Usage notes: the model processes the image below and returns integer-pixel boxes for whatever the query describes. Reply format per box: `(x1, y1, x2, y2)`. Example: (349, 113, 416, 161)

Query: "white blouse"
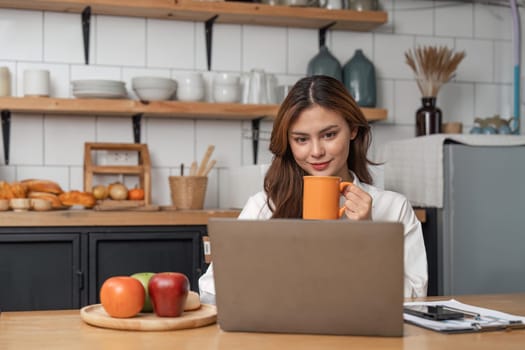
(199, 176, 428, 304)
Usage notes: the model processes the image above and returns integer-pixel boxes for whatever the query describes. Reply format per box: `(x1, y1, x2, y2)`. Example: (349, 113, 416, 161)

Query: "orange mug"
(302, 176, 352, 220)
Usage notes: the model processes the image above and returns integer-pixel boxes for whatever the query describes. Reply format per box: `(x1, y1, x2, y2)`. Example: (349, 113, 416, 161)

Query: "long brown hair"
(264, 75, 374, 218)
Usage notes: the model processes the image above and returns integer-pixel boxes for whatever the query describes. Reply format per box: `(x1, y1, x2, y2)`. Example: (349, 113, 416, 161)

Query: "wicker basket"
(168, 176, 208, 209)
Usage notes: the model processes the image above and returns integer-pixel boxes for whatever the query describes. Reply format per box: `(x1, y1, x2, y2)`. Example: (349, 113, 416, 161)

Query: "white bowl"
(213, 84, 240, 103)
(132, 77, 177, 89)
(176, 72, 204, 87)
(31, 198, 52, 211)
(214, 73, 239, 86)
(10, 198, 31, 212)
(134, 86, 176, 101)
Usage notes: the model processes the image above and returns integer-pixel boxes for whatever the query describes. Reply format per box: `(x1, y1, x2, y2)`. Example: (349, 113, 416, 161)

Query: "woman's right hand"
(342, 184, 372, 221)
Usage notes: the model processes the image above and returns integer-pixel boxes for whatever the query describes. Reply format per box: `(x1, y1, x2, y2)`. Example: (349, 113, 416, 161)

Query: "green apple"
(131, 272, 155, 312)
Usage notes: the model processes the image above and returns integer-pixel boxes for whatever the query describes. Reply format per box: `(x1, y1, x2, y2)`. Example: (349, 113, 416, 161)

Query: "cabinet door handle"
(76, 270, 84, 290)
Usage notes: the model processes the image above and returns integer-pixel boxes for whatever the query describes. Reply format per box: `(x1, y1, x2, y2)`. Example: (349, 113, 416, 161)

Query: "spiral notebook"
(207, 218, 405, 336)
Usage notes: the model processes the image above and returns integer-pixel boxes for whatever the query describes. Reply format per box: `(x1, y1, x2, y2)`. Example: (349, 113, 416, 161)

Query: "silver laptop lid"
(208, 218, 404, 336)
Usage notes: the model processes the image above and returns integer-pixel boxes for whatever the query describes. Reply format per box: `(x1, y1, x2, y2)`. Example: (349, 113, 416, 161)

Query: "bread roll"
(59, 191, 96, 208)
(10, 182, 29, 198)
(28, 191, 63, 209)
(184, 291, 201, 311)
(22, 179, 64, 195)
(0, 181, 14, 199)
(0, 181, 29, 199)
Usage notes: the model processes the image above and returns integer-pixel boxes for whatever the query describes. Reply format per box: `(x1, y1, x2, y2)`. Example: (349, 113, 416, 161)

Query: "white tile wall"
(10, 114, 44, 165)
(287, 28, 318, 75)
(44, 115, 96, 165)
(474, 3, 513, 40)
(242, 25, 287, 73)
(44, 12, 91, 64)
(146, 19, 195, 69)
(0, 9, 43, 61)
(456, 38, 494, 83)
(394, 0, 434, 36)
(0, 0, 522, 207)
(96, 16, 146, 67)
(435, 2, 473, 38)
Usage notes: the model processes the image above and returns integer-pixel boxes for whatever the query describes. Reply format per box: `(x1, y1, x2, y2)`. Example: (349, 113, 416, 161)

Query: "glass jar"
(416, 97, 442, 136)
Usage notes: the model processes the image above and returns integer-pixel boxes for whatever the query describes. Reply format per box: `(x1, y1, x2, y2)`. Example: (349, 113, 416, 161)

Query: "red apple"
(148, 272, 189, 317)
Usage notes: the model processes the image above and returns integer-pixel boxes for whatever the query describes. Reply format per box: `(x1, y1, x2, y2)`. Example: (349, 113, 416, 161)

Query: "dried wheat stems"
(405, 46, 466, 97)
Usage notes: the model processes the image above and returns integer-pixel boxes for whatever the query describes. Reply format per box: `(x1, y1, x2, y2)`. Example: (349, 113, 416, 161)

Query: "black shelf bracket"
(205, 15, 218, 71)
(82, 6, 91, 65)
(251, 118, 263, 165)
(132, 114, 143, 144)
(319, 22, 336, 48)
(1, 110, 11, 165)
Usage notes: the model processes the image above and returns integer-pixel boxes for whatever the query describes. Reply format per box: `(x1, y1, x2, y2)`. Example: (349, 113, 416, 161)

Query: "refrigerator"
(437, 143, 525, 295)
(383, 135, 525, 296)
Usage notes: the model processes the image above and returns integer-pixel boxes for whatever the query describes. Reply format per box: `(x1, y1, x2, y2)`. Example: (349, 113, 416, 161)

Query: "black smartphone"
(404, 305, 464, 321)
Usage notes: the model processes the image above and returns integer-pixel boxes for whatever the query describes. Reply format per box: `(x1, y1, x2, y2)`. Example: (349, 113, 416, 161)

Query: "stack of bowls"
(213, 73, 240, 103)
(72, 80, 127, 99)
(132, 76, 177, 101)
(176, 72, 205, 102)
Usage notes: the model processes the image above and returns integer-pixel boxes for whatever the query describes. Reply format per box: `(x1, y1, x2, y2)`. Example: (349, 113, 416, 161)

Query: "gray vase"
(307, 46, 342, 82)
(343, 49, 376, 107)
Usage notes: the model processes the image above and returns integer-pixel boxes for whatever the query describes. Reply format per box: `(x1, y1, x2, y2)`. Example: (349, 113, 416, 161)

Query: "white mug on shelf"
(175, 71, 205, 102)
(23, 69, 50, 97)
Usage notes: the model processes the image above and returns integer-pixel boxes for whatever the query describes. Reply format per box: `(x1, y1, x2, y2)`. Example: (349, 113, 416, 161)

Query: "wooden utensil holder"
(84, 142, 152, 204)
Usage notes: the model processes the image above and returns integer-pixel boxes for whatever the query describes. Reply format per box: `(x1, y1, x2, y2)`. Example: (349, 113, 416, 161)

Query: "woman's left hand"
(342, 184, 372, 220)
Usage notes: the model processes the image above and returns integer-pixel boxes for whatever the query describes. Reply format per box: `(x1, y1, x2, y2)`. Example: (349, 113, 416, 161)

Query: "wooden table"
(1, 294, 524, 350)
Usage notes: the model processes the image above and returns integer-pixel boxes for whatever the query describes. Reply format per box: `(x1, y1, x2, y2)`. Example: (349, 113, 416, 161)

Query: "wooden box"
(84, 143, 151, 205)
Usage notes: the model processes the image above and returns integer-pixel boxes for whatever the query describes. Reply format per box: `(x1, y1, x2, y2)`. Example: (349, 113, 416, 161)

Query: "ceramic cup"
(176, 72, 205, 102)
(302, 176, 352, 220)
(24, 69, 50, 97)
(0, 66, 11, 96)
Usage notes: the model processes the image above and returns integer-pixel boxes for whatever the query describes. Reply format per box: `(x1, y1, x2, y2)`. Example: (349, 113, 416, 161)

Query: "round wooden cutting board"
(80, 304, 217, 331)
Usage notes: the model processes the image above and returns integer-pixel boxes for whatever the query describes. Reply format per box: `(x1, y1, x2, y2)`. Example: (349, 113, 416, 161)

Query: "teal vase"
(343, 49, 376, 107)
(307, 45, 342, 82)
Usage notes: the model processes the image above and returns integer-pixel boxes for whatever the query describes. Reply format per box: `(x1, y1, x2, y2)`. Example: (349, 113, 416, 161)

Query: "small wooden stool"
(84, 142, 151, 205)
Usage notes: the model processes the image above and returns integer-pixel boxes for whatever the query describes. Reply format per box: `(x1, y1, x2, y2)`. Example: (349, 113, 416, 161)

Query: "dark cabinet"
(0, 228, 87, 311)
(88, 226, 206, 304)
(0, 225, 206, 311)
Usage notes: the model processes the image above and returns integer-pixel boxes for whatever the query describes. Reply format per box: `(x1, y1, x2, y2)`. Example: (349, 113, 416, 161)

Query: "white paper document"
(403, 299, 525, 333)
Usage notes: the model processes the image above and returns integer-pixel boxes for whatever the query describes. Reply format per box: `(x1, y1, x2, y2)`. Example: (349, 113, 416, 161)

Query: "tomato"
(128, 187, 145, 201)
(100, 276, 145, 318)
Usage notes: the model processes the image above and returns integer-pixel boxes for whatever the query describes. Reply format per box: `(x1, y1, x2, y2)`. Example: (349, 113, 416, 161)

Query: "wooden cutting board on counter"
(93, 200, 160, 211)
(80, 304, 217, 331)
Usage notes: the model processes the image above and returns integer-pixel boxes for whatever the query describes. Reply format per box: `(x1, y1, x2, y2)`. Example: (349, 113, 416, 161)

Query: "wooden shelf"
(0, 0, 387, 31)
(0, 97, 387, 122)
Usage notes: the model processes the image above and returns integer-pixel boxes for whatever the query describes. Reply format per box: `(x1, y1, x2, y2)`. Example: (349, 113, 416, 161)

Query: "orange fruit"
(128, 187, 145, 201)
(100, 276, 145, 318)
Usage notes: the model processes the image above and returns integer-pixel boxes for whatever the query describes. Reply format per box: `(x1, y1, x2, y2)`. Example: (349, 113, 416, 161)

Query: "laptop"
(207, 218, 404, 337)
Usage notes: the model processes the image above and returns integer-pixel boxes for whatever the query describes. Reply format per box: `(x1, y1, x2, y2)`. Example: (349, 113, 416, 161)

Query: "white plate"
(73, 90, 128, 99)
(72, 79, 125, 87)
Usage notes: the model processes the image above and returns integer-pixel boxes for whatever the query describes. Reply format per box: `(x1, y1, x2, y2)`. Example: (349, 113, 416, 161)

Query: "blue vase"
(343, 49, 376, 107)
(307, 45, 342, 82)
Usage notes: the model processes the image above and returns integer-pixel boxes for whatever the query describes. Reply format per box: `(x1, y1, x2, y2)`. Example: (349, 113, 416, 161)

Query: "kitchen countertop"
(0, 209, 241, 227)
(1, 294, 524, 350)
(0, 208, 426, 227)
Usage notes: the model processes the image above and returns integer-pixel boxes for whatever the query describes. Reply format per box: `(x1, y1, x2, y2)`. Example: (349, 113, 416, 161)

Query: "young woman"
(199, 75, 427, 303)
